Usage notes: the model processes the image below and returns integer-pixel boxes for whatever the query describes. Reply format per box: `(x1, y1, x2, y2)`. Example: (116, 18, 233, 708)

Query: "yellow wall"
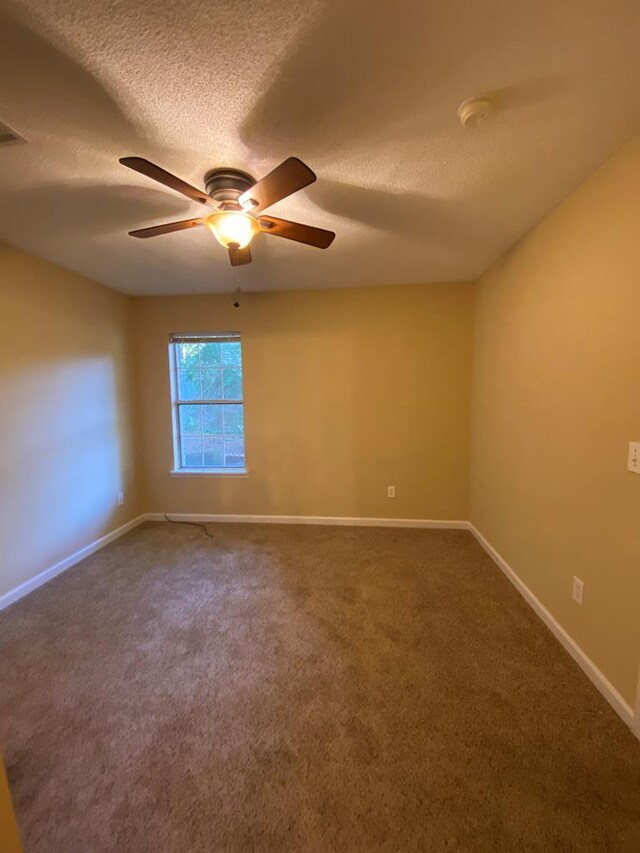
(0, 245, 140, 599)
(134, 283, 474, 521)
(470, 138, 640, 705)
(0, 750, 22, 853)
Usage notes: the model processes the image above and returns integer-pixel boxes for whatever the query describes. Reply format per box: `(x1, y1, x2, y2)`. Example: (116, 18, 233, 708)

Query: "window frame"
(168, 333, 248, 477)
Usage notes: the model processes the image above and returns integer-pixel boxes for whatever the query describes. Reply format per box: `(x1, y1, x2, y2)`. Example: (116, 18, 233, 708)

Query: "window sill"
(170, 468, 249, 478)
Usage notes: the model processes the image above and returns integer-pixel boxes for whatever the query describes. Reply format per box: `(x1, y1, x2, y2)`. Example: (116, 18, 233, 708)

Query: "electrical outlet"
(387, 485, 396, 498)
(628, 442, 640, 474)
(117, 491, 125, 507)
(572, 576, 584, 606)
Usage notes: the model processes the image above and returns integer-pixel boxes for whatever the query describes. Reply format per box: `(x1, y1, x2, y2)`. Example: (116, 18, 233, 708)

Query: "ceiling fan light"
(204, 211, 259, 250)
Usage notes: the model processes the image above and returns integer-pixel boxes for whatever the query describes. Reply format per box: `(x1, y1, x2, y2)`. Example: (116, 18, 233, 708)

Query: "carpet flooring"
(0, 522, 639, 852)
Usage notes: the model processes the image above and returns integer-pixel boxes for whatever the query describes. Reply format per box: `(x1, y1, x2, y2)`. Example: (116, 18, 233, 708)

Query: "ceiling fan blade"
(120, 157, 214, 207)
(258, 216, 335, 249)
(128, 218, 205, 238)
(228, 245, 252, 266)
(238, 157, 316, 213)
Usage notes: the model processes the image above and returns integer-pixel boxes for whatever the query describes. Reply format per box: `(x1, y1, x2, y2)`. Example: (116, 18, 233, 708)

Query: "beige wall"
(135, 283, 474, 521)
(0, 750, 22, 853)
(0, 245, 140, 599)
(470, 138, 640, 705)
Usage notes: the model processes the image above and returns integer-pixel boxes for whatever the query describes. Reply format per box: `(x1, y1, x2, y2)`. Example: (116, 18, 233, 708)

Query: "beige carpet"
(0, 522, 638, 852)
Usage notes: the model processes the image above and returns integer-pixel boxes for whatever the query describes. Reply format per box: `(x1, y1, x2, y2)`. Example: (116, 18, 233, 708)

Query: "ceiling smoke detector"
(458, 96, 493, 128)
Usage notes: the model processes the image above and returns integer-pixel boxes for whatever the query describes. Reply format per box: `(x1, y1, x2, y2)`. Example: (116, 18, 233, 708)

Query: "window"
(169, 334, 246, 472)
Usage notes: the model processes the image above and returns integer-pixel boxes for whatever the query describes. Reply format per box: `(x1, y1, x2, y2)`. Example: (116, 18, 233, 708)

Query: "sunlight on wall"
(0, 245, 138, 599)
(1, 358, 120, 580)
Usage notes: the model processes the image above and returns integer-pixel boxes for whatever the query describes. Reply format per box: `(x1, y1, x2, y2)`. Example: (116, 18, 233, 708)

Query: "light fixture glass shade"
(204, 211, 259, 250)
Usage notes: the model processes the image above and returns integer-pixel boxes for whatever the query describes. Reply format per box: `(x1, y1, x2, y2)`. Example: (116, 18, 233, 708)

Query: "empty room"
(0, 0, 639, 850)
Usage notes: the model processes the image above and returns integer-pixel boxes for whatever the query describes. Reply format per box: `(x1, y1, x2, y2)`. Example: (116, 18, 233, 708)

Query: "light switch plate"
(628, 442, 640, 474)
(572, 576, 584, 606)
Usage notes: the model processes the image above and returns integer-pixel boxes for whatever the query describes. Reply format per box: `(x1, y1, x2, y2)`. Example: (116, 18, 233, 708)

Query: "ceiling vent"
(0, 119, 26, 146)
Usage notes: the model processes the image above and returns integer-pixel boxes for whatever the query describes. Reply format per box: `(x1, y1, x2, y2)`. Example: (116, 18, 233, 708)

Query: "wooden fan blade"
(258, 216, 335, 249)
(228, 245, 253, 266)
(238, 157, 316, 213)
(120, 157, 214, 207)
(129, 218, 205, 238)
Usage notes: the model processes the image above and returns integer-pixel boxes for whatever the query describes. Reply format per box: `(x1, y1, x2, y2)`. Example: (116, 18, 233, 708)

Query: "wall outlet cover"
(572, 576, 584, 606)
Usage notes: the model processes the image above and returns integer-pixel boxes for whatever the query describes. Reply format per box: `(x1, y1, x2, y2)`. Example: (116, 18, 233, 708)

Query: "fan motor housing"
(205, 168, 255, 209)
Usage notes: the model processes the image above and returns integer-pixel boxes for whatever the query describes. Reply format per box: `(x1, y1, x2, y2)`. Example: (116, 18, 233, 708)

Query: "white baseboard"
(0, 515, 147, 612)
(146, 512, 468, 529)
(468, 523, 637, 738)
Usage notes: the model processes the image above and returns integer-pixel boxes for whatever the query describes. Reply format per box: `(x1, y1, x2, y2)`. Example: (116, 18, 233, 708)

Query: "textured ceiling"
(0, 0, 638, 295)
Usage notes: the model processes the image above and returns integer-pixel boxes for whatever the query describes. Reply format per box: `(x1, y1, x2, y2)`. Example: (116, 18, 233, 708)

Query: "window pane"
(224, 437, 245, 467)
(178, 368, 201, 400)
(178, 405, 201, 435)
(223, 367, 242, 400)
(201, 368, 223, 399)
(181, 435, 203, 467)
(203, 435, 224, 468)
(179, 404, 245, 469)
(200, 342, 222, 367)
(222, 404, 243, 435)
(178, 343, 200, 369)
(202, 405, 223, 434)
(221, 342, 241, 367)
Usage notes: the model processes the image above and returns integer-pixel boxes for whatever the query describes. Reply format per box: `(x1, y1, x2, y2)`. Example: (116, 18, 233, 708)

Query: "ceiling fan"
(119, 156, 335, 266)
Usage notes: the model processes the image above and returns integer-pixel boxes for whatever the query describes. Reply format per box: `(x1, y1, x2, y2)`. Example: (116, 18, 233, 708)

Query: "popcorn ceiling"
(0, 0, 638, 294)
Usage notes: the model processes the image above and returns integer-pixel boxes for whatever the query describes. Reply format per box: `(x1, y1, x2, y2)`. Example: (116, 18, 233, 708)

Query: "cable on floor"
(164, 513, 214, 538)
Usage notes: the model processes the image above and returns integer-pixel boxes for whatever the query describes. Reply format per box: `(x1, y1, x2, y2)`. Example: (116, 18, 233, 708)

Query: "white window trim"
(169, 468, 249, 478)
(168, 334, 247, 475)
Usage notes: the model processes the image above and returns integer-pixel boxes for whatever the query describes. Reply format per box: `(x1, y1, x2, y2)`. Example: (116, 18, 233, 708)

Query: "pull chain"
(232, 264, 241, 308)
